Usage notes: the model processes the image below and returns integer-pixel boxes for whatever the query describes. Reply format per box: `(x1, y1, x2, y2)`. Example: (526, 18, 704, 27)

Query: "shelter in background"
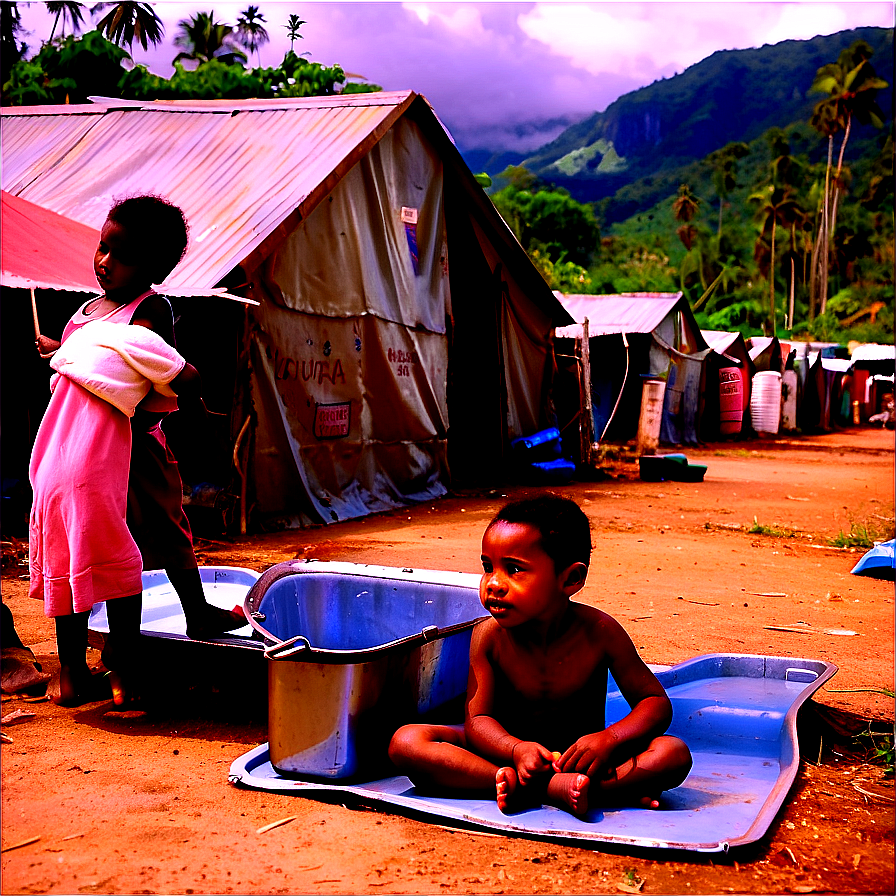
(702, 330, 757, 434)
(553, 292, 726, 450)
(848, 344, 895, 422)
(1, 92, 572, 530)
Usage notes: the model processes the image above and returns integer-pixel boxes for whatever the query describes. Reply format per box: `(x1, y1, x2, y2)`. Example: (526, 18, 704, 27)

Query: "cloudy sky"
(16, 1, 895, 153)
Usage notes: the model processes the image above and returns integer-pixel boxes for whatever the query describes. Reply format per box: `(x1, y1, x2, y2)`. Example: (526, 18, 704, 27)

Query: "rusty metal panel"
(0, 92, 417, 291)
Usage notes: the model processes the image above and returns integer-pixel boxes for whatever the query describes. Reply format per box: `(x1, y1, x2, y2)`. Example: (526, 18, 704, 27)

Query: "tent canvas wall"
(0, 92, 571, 530)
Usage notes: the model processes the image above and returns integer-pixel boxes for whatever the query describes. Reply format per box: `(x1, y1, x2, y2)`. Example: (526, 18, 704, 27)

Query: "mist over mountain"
(461, 26, 893, 224)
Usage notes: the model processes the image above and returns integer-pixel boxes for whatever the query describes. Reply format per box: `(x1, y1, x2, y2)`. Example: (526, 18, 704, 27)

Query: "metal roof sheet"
(701, 330, 742, 354)
(554, 292, 685, 337)
(1, 92, 418, 292)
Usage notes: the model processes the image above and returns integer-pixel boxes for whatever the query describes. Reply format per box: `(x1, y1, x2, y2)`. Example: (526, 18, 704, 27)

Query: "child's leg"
(166, 567, 246, 640)
(53, 611, 110, 706)
(596, 735, 693, 808)
(389, 724, 499, 793)
(102, 593, 144, 706)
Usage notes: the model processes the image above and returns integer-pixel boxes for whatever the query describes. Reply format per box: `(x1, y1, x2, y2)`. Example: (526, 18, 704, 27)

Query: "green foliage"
(173, 11, 247, 66)
(1, 30, 127, 104)
(856, 726, 895, 773)
(3, 29, 378, 105)
(507, 26, 893, 222)
(589, 236, 678, 294)
(806, 286, 895, 345)
(748, 517, 800, 538)
(528, 250, 592, 293)
(341, 81, 382, 95)
(828, 520, 891, 549)
(491, 169, 599, 268)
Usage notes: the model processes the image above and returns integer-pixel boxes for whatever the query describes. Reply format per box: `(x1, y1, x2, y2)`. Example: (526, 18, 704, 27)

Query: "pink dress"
(29, 300, 184, 617)
(66, 294, 197, 571)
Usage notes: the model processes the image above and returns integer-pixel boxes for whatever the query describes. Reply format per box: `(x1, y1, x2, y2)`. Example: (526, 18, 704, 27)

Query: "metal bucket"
(244, 560, 485, 780)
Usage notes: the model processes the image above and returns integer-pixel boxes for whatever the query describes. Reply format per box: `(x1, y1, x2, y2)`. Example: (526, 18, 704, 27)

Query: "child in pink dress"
(32, 195, 240, 706)
(30, 319, 197, 705)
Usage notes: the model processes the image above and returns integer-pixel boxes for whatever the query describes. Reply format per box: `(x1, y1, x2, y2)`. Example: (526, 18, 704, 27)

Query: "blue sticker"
(404, 222, 419, 275)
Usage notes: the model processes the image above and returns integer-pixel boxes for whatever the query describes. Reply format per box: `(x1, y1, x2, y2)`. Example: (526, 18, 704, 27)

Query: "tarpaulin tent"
(553, 293, 721, 447)
(1, 92, 572, 529)
(1, 191, 100, 293)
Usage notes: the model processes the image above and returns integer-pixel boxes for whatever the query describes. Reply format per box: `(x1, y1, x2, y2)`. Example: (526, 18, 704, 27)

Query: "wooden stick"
(256, 815, 298, 835)
(30, 288, 41, 339)
(2, 835, 40, 853)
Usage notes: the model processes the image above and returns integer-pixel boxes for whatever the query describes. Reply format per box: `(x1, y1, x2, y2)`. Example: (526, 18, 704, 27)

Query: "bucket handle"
(264, 634, 311, 660)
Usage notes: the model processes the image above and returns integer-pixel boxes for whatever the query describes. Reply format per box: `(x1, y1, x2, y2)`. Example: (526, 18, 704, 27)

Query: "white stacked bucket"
(751, 371, 782, 434)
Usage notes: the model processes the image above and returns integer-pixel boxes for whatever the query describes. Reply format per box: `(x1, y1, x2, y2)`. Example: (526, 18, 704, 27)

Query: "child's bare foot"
(105, 669, 145, 709)
(185, 605, 246, 641)
(496, 766, 519, 814)
(50, 666, 111, 707)
(546, 772, 590, 817)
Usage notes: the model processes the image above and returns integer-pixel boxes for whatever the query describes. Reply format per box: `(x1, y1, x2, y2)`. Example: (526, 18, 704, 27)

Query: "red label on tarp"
(314, 402, 351, 439)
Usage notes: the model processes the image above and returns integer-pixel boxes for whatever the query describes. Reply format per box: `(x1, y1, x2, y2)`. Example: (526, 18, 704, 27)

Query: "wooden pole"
(30, 288, 41, 339)
(579, 317, 594, 466)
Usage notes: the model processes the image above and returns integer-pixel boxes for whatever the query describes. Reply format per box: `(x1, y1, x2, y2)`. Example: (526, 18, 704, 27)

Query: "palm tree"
(236, 5, 269, 67)
(707, 142, 749, 242)
(749, 185, 803, 335)
(93, 2, 164, 51)
(285, 13, 305, 53)
(46, 2, 85, 40)
(1, 3, 27, 85)
(809, 40, 888, 314)
(672, 184, 700, 251)
(672, 183, 700, 222)
(174, 11, 247, 66)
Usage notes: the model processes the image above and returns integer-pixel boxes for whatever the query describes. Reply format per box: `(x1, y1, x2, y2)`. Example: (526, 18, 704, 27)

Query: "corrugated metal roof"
(702, 330, 741, 354)
(1, 92, 418, 292)
(554, 292, 685, 338)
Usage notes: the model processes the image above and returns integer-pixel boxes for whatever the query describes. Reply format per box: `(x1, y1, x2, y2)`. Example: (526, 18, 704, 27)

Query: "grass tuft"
(748, 516, 800, 538)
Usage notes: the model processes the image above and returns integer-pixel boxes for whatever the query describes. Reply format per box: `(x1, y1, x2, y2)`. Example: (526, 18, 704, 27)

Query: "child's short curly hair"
(488, 494, 593, 572)
(107, 195, 189, 284)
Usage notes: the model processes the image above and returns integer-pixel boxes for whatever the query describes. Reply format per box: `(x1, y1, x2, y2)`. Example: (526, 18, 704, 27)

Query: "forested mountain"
(473, 27, 892, 224)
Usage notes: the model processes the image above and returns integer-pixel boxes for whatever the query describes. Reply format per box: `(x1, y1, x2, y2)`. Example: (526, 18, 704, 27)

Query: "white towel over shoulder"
(50, 320, 186, 417)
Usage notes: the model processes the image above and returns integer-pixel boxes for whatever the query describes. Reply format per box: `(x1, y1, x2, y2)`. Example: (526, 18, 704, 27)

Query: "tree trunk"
(823, 115, 853, 313)
(813, 136, 834, 317)
(769, 216, 777, 336)
(789, 257, 795, 331)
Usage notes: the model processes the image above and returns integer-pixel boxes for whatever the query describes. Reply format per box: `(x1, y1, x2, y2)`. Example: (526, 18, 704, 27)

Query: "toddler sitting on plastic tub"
(389, 495, 692, 817)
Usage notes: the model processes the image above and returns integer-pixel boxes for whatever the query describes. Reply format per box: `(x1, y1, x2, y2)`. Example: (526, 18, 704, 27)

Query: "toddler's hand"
(512, 741, 554, 784)
(35, 335, 61, 358)
(555, 731, 617, 779)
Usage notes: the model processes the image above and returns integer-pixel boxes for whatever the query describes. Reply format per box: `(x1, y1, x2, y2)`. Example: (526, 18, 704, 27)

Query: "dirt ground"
(2, 428, 894, 896)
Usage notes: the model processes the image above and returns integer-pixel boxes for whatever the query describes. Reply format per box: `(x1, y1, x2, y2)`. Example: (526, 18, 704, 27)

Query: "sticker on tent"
(314, 402, 351, 439)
